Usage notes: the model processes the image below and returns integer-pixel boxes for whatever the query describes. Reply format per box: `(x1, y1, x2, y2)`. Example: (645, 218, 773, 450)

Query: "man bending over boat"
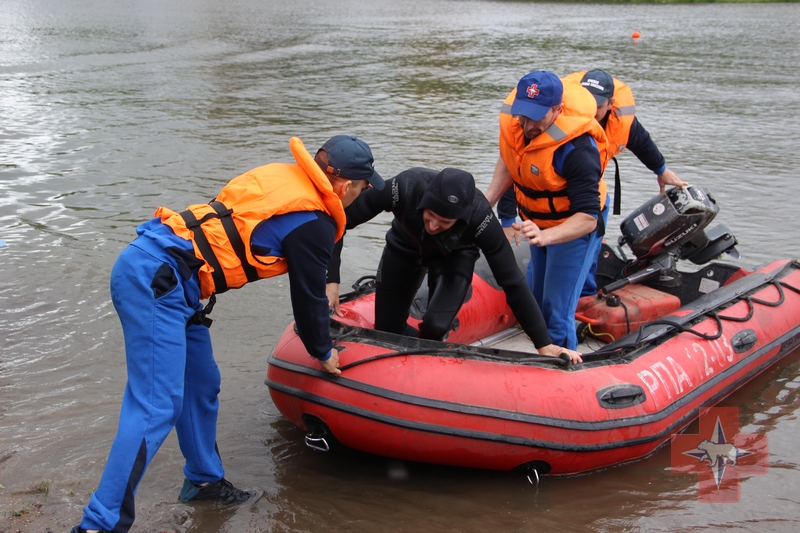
(70, 135, 384, 533)
(326, 166, 582, 363)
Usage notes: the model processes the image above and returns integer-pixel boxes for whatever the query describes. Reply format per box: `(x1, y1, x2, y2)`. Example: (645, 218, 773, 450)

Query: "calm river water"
(2, 0, 800, 531)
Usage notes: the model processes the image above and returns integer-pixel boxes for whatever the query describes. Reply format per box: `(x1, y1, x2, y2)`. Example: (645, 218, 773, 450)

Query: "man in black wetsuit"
(326, 167, 582, 363)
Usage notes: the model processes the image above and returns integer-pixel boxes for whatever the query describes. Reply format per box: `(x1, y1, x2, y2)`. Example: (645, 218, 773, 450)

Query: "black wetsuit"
(328, 167, 552, 344)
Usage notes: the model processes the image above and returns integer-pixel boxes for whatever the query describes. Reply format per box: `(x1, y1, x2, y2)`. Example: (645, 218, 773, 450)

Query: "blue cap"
(318, 135, 384, 190)
(510, 70, 563, 121)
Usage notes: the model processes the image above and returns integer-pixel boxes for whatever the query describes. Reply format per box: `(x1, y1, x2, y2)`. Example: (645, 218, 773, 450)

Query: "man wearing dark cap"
(485, 70, 609, 350)
(326, 167, 582, 362)
(563, 69, 689, 296)
(568, 69, 687, 196)
(71, 135, 383, 533)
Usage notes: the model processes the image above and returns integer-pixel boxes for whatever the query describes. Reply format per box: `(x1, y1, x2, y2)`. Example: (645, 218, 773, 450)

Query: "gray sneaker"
(178, 477, 259, 505)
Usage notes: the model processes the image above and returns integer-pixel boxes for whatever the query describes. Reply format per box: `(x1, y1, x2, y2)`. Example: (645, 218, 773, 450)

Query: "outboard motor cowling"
(600, 185, 739, 295)
(619, 186, 718, 260)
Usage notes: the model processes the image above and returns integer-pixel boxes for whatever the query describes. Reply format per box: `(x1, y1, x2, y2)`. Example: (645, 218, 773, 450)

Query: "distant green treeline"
(526, 0, 798, 3)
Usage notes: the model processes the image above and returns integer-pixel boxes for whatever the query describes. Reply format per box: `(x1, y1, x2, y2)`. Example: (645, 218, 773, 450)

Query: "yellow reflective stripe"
(614, 105, 636, 117)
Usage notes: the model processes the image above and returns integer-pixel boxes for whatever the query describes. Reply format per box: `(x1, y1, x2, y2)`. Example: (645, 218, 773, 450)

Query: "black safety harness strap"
(179, 208, 229, 294)
(209, 201, 260, 284)
(178, 202, 261, 292)
(514, 182, 569, 219)
(612, 156, 621, 215)
(516, 196, 605, 238)
(517, 203, 574, 222)
(514, 181, 569, 200)
(178, 201, 260, 327)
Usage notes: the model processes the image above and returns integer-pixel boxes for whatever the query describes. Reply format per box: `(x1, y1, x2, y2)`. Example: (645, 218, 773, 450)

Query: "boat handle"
(731, 329, 758, 353)
(597, 384, 646, 409)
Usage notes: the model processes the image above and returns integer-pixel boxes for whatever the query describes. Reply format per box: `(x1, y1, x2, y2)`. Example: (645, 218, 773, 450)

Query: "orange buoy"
(632, 30, 641, 40)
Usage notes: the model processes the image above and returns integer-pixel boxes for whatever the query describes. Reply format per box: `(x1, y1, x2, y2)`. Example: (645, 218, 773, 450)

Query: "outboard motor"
(602, 186, 738, 294)
(620, 186, 718, 261)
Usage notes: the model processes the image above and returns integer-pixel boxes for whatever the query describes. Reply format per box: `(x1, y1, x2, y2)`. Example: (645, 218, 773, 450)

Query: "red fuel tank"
(575, 285, 681, 342)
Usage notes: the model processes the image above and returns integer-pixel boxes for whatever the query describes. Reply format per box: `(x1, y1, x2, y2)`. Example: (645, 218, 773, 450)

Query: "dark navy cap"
(510, 70, 563, 121)
(580, 70, 615, 106)
(318, 135, 384, 190)
(418, 168, 475, 222)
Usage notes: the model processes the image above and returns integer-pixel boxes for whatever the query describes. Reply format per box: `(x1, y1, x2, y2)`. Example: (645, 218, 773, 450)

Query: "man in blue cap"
(495, 70, 690, 296)
(70, 135, 384, 533)
(485, 70, 609, 350)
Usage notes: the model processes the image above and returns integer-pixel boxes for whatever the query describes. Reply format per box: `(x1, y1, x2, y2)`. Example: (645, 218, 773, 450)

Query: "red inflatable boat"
(266, 187, 800, 477)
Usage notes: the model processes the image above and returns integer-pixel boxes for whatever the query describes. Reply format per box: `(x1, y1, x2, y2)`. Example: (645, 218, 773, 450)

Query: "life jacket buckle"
(187, 294, 217, 329)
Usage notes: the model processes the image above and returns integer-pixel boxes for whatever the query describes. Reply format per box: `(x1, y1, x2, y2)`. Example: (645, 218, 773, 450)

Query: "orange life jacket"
(562, 71, 636, 158)
(156, 137, 346, 300)
(499, 82, 608, 229)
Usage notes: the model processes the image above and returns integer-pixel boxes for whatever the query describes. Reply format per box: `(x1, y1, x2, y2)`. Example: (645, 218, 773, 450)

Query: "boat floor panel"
(477, 326, 599, 354)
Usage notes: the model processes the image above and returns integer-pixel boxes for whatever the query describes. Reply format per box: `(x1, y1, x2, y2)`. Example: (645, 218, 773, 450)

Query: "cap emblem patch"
(582, 79, 605, 91)
(447, 195, 459, 203)
(526, 84, 540, 98)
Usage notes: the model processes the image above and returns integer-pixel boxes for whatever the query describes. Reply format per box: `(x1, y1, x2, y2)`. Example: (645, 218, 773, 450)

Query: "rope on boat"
(589, 275, 800, 361)
(336, 344, 571, 371)
(632, 279, 789, 345)
(779, 279, 800, 296)
(332, 267, 800, 368)
(337, 348, 570, 371)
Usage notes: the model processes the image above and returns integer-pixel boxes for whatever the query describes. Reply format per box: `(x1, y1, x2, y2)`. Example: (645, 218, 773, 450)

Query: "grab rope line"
(634, 313, 724, 344)
(333, 274, 800, 368)
(779, 279, 800, 296)
(327, 306, 574, 369)
(591, 275, 800, 361)
(633, 279, 788, 346)
(334, 341, 570, 371)
(337, 348, 570, 371)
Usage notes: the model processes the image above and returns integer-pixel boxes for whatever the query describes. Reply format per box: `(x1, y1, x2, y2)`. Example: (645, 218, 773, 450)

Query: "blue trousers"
(527, 228, 603, 350)
(81, 237, 223, 533)
(581, 199, 611, 296)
